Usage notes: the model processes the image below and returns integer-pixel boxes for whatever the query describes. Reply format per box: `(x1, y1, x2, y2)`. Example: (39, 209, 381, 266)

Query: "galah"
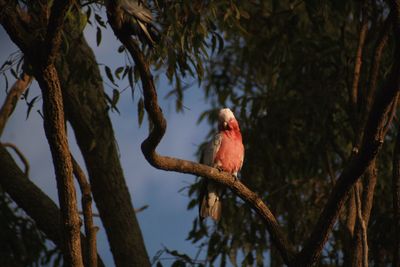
(118, 0, 158, 46)
(200, 108, 244, 221)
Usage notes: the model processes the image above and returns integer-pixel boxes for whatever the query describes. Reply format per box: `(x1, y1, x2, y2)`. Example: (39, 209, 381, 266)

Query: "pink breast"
(214, 133, 244, 174)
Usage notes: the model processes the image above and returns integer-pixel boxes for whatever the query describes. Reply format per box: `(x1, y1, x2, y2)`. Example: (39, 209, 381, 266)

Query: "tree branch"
(354, 182, 368, 267)
(350, 4, 368, 115)
(0, 0, 31, 53)
(59, 27, 151, 266)
(71, 155, 98, 267)
(44, 0, 73, 65)
(0, 73, 32, 137)
(296, 7, 400, 265)
(2, 142, 30, 176)
(0, 145, 105, 267)
(35, 64, 84, 267)
(105, 4, 296, 265)
(393, 127, 400, 267)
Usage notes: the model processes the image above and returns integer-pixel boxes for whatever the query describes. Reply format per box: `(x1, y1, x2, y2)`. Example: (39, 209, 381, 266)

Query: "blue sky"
(0, 15, 215, 266)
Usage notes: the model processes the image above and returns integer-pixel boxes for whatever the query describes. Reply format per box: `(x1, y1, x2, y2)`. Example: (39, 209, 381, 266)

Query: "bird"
(200, 108, 244, 221)
(118, 0, 158, 46)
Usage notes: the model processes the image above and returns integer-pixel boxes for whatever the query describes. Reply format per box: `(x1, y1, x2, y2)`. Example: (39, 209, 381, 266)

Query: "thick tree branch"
(0, 0, 31, 53)
(0, 145, 105, 267)
(364, 13, 391, 121)
(0, 73, 32, 137)
(106, 4, 296, 265)
(58, 29, 151, 266)
(35, 64, 83, 267)
(44, 0, 73, 65)
(71, 155, 98, 267)
(296, 10, 400, 265)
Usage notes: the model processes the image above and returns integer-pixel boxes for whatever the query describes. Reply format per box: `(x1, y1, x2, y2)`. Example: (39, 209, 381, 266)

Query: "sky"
(0, 12, 215, 266)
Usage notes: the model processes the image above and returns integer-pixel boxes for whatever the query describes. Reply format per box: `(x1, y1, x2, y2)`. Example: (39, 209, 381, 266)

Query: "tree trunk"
(56, 30, 151, 267)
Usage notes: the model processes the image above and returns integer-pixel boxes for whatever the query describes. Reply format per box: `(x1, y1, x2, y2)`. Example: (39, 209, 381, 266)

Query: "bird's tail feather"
(200, 192, 221, 221)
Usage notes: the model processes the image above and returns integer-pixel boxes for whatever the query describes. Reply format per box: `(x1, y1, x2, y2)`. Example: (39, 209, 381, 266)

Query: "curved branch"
(2, 142, 30, 176)
(0, 73, 32, 137)
(106, 4, 296, 265)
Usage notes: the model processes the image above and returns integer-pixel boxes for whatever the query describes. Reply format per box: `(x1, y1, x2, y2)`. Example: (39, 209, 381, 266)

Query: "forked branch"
(105, 2, 296, 264)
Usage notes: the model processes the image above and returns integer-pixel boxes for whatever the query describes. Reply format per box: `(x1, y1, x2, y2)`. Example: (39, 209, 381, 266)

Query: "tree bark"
(0, 73, 32, 137)
(35, 64, 83, 267)
(72, 155, 98, 267)
(57, 31, 151, 267)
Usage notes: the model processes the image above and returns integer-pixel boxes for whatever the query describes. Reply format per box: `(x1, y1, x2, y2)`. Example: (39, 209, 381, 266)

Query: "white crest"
(218, 108, 235, 123)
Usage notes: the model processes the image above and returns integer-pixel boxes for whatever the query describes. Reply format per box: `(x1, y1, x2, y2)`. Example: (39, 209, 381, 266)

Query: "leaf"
(115, 67, 124, 79)
(86, 6, 92, 25)
(111, 89, 120, 107)
(128, 66, 134, 90)
(138, 98, 144, 127)
(0, 60, 12, 71)
(105, 66, 116, 85)
(122, 66, 130, 79)
(96, 26, 102, 46)
(118, 45, 125, 53)
(26, 96, 39, 119)
(3, 73, 8, 93)
(216, 32, 224, 54)
(95, 13, 106, 28)
(11, 68, 18, 79)
(240, 9, 250, 19)
(171, 260, 185, 267)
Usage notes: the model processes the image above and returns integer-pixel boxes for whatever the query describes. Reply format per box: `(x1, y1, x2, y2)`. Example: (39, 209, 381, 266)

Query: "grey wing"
(202, 133, 222, 167)
(121, 0, 153, 23)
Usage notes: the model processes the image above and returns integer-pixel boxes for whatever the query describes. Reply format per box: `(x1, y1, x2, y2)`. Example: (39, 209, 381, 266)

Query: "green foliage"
(0, 190, 61, 267)
(173, 0, 397, 266)
(1, 0, 397, 266)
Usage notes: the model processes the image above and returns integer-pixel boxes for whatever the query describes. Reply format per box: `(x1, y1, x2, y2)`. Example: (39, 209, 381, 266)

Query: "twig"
(350, 4, 368, 114)
(0, 73, 32, 137)
(354, 182, 368, 267)
(2, 142, 29, 176)
(71, 155, 98, 267)
(79, 205, 148, 218)
(393, 126, 400, 267)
